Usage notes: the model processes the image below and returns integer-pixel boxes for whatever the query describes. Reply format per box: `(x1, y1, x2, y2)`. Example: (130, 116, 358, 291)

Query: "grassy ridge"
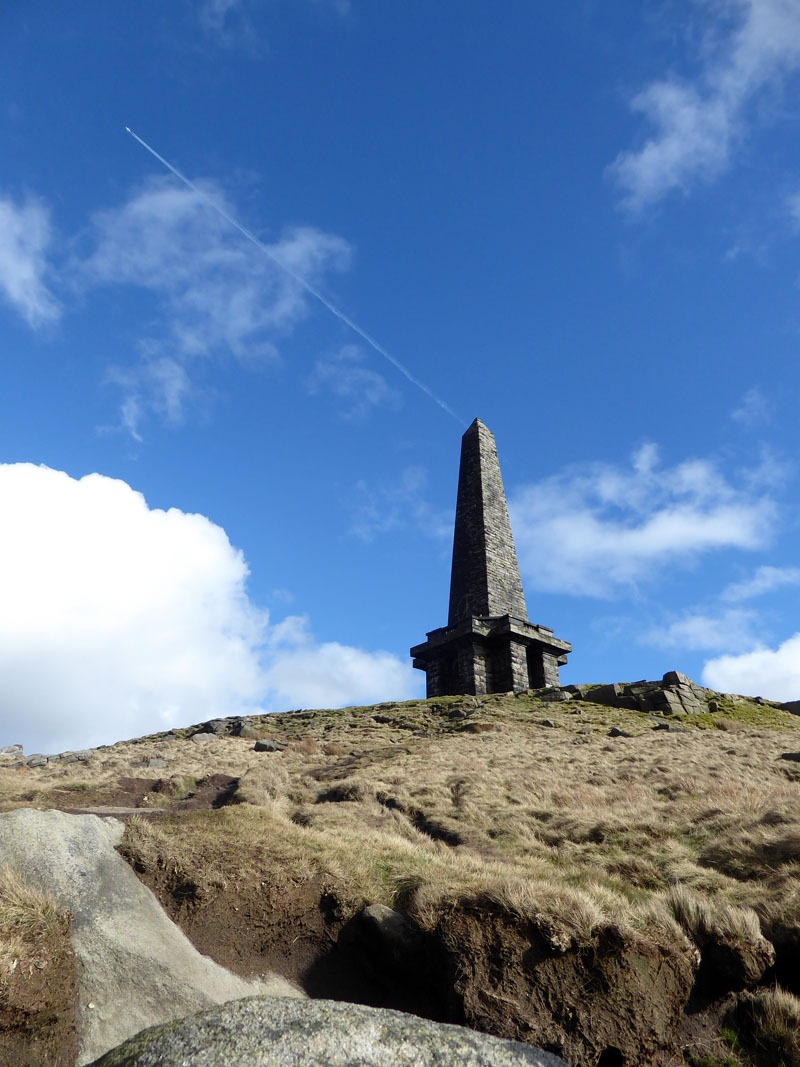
(2, 688, 800, 1063)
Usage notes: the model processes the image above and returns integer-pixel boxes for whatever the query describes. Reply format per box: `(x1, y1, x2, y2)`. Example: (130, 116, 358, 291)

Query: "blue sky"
(2, 1, 800, 753)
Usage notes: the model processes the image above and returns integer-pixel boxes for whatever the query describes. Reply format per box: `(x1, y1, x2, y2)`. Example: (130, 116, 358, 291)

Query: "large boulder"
(88, 996, 569, 1066)
(0, 809, 300, 1065)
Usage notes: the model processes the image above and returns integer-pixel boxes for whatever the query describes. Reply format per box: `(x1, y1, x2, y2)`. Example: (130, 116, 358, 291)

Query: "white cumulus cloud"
(610, 0, 800, 211)
(703, 632, 800, 700)
(0, 464, 417, 755)
(0, 194, 60, 326)
(510, 443, 776, 597)
(262, 614, 420, 709)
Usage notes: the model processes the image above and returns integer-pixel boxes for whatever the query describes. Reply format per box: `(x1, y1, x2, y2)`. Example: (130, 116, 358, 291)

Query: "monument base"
(411, 614, 571, 698)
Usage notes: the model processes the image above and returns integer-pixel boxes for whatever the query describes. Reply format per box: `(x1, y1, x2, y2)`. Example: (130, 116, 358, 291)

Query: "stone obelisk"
(411, 419, 571, 697)
(448, 418, 529, 626)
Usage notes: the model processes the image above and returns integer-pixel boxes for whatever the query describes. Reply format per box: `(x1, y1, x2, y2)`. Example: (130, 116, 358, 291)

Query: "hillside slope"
(2, 682, 800, 1066)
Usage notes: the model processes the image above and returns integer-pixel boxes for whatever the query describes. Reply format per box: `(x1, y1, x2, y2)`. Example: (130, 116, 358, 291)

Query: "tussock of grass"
(0, 867, 71, 982)
(668, 885, 764, 946)
(167, 776, 200, 801)
(234, 764, 289, 805)
(731, 987, 800, 1066)
(701, 828, 800, 880)
(317, 776, 373, 803)
(407, 876, 614, 951)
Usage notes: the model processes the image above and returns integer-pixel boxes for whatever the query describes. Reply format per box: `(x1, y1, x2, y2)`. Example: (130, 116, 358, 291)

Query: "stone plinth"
(411, 615, 570, 698)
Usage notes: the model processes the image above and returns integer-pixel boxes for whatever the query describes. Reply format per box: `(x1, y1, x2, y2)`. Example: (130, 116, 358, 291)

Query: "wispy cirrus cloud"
(731, 385, 772, 427)
(642, 606, 762, 653)
(75, 177, 351, 436)
(79, 177, 351, 359)
(721, 563, 800, 600)
(307, 344, 396, 419)
(195, 0, 261, 51)
(638, 561, 800, 661)
(0, 194, 60, 327)
(351, 466, 450, 542)
(2, 176, 358, 438)
(194, 0, 349, 49)
(105, 355, 193, 442)
(510, 442, 777, 597)
(198, 0, 242, 35)
(787, 187, 800, 227)
(610, 0, 800, 212)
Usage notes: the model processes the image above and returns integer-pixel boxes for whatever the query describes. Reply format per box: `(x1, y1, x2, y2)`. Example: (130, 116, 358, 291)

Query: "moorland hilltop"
(2, 678, 800, 1066)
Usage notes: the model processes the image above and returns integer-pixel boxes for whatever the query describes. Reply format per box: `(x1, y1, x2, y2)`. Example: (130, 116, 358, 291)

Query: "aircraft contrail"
(124, 127, 465, 426)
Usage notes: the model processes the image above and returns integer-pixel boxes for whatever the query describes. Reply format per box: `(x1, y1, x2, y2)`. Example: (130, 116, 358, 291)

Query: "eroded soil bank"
(121, 831, 751, 1067)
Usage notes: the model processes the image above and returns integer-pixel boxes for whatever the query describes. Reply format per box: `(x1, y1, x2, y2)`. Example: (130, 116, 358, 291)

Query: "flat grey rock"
(88, 996, 570, 1066)
(190, 732, 214, 744)
(0, 809, 301, 1065)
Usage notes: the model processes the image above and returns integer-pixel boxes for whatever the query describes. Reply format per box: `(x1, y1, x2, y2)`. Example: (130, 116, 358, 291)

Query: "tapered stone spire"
(411, 419, 571, 697)
(448, 419, 528, 626)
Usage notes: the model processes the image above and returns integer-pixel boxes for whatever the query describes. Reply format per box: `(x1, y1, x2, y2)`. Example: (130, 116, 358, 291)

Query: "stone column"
(424, 657, 444, 698)
(456, 641, 488, 695)
(540, 651, 560, 688)
(508, 639, 530, 691)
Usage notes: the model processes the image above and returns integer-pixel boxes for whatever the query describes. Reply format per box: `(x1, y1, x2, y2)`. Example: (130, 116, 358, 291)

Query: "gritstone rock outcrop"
(0, 809, 301, 1065)
(87, 995, 570, 1067)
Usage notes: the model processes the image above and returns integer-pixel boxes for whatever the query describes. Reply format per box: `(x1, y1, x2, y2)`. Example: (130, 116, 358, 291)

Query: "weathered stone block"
(254, 738, 285, 752)
(663, 670, 693, 687)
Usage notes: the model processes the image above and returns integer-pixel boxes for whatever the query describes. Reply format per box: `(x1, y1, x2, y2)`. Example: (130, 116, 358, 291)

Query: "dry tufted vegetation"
(0, 868, 71, 982)
(3, 688, 800, 1064)
(3, 690, 800, 933)
(0, 867, 78, 1065)
(728, 986, 800, 1065)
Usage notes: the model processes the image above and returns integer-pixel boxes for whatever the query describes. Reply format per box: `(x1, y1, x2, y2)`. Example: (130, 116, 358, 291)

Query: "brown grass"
(5, 691, 800, 981)
(731, 987, 800, 1065)
(0, 867, 71, 982)
(667, 885, 764, 947)
(234, 763, 289, 805)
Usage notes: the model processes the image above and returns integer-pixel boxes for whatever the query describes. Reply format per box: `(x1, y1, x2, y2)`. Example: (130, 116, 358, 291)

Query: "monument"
(411, 418, 571, 696)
